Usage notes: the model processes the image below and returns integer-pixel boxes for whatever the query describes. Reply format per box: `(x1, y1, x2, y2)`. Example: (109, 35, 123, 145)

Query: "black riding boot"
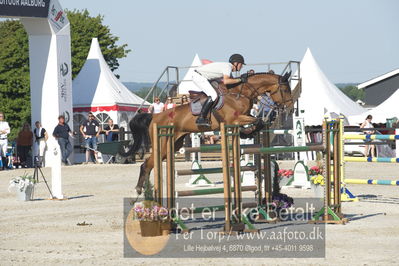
(196, 96, 213, 127)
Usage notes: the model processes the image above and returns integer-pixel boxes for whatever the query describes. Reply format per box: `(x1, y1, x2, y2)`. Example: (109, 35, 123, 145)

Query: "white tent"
(349, 89, 399, 124)
(73, 38, 149, 134)
(295, 48, 365, 125)
(177, 54, 202, 95)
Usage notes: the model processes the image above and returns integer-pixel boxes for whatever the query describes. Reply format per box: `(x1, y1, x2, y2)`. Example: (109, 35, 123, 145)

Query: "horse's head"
(245, 72, 294, 110)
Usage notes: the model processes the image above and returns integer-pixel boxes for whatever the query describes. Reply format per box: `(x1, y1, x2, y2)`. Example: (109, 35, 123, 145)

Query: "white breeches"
(0, 139, 7, 157)
(192, 72, 218, 101)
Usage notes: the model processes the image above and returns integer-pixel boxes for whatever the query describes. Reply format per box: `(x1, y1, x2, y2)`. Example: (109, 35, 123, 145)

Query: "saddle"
(188, 79, 226, 116)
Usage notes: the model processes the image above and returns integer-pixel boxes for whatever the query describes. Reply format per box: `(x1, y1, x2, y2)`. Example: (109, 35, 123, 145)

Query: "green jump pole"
(177, 185, 257, 197)
(181, 144, 261, 154)
(176, 165, 257, 176)
(241, 144, 325, 155)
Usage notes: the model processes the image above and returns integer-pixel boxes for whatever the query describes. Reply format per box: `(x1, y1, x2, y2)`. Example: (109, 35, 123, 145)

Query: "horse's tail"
(118, 113, 153, 157)
(272, 160, 280, 195)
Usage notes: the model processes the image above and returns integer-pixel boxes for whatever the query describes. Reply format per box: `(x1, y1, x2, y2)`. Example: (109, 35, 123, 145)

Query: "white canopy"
(73, 38, 149, 111)
(349, 89, 399, 124)
(177, 54, 202, 95)
(295, 48, 365, 125)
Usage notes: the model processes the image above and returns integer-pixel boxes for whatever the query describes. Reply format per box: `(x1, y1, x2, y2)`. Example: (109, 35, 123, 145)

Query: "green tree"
(0, 20, 30, 140)
(338, 85, 364, 101)
(135, 87, 153, 101)
(67, 9, 130, 79)
(0, 9, 130, 140)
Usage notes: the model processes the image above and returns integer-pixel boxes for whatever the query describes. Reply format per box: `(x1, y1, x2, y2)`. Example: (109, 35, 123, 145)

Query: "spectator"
(247, 69, 255, 75)
(80, 112, 100, 163)
(203, 131, 220, 145)
(360, 115, 376, 157)
(257, 93, 276, 121)
(53, 115, 73, 165)
(16, 123, 33, 168)
(33, 121, 48, 166)
(148, 97, 164, 114)
(103, 119, 119, 142)
(250, 100, 259, 117)
(0, 112, 10, 170)
(181, 95, 189, 105)
(164, 97, 176, 110)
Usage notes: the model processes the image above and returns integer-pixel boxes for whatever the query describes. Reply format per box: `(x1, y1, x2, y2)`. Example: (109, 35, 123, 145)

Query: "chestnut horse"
(130, 72, 293, 194)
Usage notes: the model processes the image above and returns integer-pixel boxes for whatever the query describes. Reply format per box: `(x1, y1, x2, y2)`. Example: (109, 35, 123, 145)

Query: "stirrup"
(196, 117, 210, 127)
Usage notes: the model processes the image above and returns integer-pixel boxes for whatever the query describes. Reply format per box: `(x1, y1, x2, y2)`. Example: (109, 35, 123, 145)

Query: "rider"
(192, 54, 246, 126)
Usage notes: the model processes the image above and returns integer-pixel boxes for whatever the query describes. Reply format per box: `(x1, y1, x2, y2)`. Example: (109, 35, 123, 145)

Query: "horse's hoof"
(135, 186, 143, 195)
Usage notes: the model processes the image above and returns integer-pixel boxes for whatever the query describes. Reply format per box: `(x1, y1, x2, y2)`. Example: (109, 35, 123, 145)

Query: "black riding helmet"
(229, 54, 246, 65)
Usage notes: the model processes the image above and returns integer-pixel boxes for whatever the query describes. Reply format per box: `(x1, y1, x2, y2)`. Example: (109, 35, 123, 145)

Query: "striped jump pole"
(343, 134, 399, 140)
(344, 179, 399, 186)
(344, 157, 399, 163)
(339, 119, 399, 202)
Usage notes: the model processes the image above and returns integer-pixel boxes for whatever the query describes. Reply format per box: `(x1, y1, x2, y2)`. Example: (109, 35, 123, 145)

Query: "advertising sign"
(0, 0, 50, 18)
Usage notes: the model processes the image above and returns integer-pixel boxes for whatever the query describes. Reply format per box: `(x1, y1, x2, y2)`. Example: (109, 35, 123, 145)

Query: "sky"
(61, 0, 398, 83)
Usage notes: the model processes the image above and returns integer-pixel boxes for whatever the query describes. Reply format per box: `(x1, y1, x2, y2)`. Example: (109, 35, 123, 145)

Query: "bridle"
(269, 76, 293, 106)
(229, 75, 292, 106)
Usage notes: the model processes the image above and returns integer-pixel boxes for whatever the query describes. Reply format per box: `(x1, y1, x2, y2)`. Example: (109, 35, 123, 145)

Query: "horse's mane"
(247, 72, 280, 78)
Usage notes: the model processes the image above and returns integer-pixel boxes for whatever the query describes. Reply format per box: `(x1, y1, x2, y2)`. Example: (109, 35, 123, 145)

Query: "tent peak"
(87, 38, 102, 60)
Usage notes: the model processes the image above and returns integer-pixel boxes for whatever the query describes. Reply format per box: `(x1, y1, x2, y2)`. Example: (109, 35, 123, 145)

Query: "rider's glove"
(240, 73, 248, 83)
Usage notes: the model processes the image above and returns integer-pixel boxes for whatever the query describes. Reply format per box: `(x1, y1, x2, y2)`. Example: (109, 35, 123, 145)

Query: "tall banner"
(56, 34, 73, 127)
(48, 0, 67, 33)
(293, 116, 306, 161)
(6, 0, 72, 199)
(293, 116, 306, 147)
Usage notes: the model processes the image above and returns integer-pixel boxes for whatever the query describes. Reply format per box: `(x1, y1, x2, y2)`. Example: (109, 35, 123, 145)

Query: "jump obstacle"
(339, 119, 399, 188)
(152, 118, 346, 234)
(179, 127, 306, 188)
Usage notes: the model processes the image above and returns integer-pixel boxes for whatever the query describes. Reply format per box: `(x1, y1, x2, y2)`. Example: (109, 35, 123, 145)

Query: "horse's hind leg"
(135, 155, 154, 195)
(135, 133, 187, 195)
(135, 138, 169, 195)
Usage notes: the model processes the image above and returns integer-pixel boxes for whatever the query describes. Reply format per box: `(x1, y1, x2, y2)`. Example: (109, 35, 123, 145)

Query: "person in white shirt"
(0, 112, 10, 169)
(164, 97, 176, 110)
(360, 115, 376, 157)
(33, 121, 48, 165)
(149, 97, 165, 114)
(192, 54, 246, 126)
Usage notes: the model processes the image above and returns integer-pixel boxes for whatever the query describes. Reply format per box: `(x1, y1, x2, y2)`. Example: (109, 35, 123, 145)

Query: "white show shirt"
(165, 103, 175, 110)
(0, 121, 10, 139)
(195, 62, 233, 80)
(152, 102, 165, 114)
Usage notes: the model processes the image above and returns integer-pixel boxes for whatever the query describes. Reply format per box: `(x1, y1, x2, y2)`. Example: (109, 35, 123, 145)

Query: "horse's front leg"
(235, 115, 265, 135)
(235, 115, 258, 126)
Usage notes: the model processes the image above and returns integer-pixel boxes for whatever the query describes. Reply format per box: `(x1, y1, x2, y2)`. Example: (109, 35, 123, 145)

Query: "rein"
(227, 75, 289, 104)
